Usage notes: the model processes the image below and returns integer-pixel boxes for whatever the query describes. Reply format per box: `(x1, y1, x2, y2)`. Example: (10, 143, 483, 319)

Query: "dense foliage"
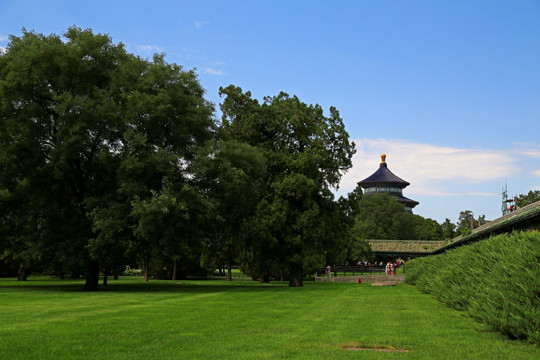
(0, 27, 215, 289)
(455, 210, 487, 236)
(0, 27, 360, 288)
(353, 193, 443, 240)
(1, 26, 503, 290)
(515, 190, 540, 208)
(406, 231, 540, 345)
(219, 85, 356, 286)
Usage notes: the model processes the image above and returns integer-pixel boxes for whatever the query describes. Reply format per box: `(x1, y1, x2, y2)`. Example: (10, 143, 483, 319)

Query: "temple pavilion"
(358, 154, 419, 213)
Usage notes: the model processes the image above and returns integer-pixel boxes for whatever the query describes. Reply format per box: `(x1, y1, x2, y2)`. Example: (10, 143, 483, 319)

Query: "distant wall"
(368, 240, 447, 254)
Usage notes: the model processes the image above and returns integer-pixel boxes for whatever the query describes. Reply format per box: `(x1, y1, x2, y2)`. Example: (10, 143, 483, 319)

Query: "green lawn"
(0, 277, 538, 359)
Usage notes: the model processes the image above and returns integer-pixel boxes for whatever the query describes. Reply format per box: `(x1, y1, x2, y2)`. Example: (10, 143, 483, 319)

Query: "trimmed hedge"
(406, 231, 540, 345)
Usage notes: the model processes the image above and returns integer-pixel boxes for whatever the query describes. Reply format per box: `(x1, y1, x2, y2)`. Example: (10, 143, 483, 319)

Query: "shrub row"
(406, 231, 540, 345)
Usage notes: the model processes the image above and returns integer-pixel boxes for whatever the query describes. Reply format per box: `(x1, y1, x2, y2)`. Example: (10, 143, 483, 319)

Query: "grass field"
(1, 277, 538, 359)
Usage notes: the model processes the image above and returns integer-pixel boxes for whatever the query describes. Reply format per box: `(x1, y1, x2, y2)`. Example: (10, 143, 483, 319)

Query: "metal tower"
(501, 183, 515, 216)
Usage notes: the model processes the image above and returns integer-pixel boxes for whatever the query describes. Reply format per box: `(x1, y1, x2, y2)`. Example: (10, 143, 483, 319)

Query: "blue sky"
(1, 1, 539, 223)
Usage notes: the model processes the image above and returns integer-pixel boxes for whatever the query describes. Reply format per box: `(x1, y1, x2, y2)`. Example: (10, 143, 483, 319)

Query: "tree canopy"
(219, 85, 356, 286)
(515, 190, 540, 208)
(1, 26, 477, 289)
(353, 193, 443, 241)
(0, 27, 215, 289)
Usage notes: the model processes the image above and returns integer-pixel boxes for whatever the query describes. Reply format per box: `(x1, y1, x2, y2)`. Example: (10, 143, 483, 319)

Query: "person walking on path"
(326, 265, 331, 277)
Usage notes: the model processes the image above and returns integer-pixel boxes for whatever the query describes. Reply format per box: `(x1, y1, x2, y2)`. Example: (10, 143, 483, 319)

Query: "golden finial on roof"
(381, 154, 386, 164)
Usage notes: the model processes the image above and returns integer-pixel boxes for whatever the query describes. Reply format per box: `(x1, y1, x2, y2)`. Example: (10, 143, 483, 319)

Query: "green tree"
(194, 139, 267, 281)
(130, 187, 190, 282)
(88, 199, 132, 285)
(219, 86, 356, 286)
(477, 214, 487, 226)
(353, 193, 415, 240)
(456, 210, 487, 236)
(515, 190, 540, 208)
(0, 27, 214, 289)
(337, 184, 363, 217)
(336, 186, 373, 264)
(347, 238, 374, 263)
(457, 210, 475, 236)
(0, 27, 129, 288)
(441, 218, 457, 239)
(352, 193, 445, 242)
(411, 215, 443, 240)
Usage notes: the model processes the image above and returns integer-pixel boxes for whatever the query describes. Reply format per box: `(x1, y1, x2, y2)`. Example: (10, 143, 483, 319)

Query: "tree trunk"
(143, 255, 149, 282)
(172, 260, 177, 281)
(18, 262, 27, 281)
(71, 267, 81, 279)
(103, 267, 109, 286)
(288, 262, 303, 287)
(226, 245, 232, 281)
(83, 260, 100, 291)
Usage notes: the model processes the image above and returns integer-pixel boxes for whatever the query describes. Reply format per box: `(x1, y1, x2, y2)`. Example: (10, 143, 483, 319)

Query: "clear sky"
(1, 0, 539, 223)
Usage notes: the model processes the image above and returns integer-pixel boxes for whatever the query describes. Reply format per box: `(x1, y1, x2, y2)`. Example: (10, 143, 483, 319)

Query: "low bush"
(406, 231, 540, 345)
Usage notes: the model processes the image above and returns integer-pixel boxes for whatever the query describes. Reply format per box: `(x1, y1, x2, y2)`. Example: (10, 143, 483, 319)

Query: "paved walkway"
(315, 274, 406, 285)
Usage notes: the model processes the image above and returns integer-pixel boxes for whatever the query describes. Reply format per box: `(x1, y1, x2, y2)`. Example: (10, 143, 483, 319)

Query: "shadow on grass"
(0, 277, 294, 293)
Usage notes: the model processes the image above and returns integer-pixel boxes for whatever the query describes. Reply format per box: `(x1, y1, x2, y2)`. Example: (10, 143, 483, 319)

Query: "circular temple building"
(358, 154, 419, 213)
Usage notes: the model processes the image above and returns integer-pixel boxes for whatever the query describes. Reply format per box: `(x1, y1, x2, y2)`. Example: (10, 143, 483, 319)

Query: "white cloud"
(195, 21, 210, 29)
(533, 170, 540, 177)
(338, 138, 523, 197)
(520, 149, 540, 159)
(0, 46, 6, 55)
(204, 67, 224, 75)
(135, 44, 164, 53)
(0, 35, 8, 41)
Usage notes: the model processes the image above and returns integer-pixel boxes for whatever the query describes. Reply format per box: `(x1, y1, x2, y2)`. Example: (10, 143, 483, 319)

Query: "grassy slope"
(0, 278, 538, 360)
(406, 232, 539, 344)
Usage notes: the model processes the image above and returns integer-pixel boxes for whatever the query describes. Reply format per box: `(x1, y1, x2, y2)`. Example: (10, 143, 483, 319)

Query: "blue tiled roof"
(396, 194, 420, 206)
(358, 163, 410, 186)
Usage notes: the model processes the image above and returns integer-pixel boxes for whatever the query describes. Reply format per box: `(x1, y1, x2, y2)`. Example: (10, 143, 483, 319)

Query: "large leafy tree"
(219, 85, 356, 286)
(194, 139, 267, 281)
(441, 218, 457, 240)
(515, 190, 540, 208)
(92, 51, 215, 283)
(353, 193, 415, 240)
(353, 193, 444, 241)
(335, 185, 372, 266)
(0, 27, 128, 288)
(412, 215, 443, 240)
(456, 210, 487, 236)
(0, 27, 214, 289)
(457, 210, 475, 232)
